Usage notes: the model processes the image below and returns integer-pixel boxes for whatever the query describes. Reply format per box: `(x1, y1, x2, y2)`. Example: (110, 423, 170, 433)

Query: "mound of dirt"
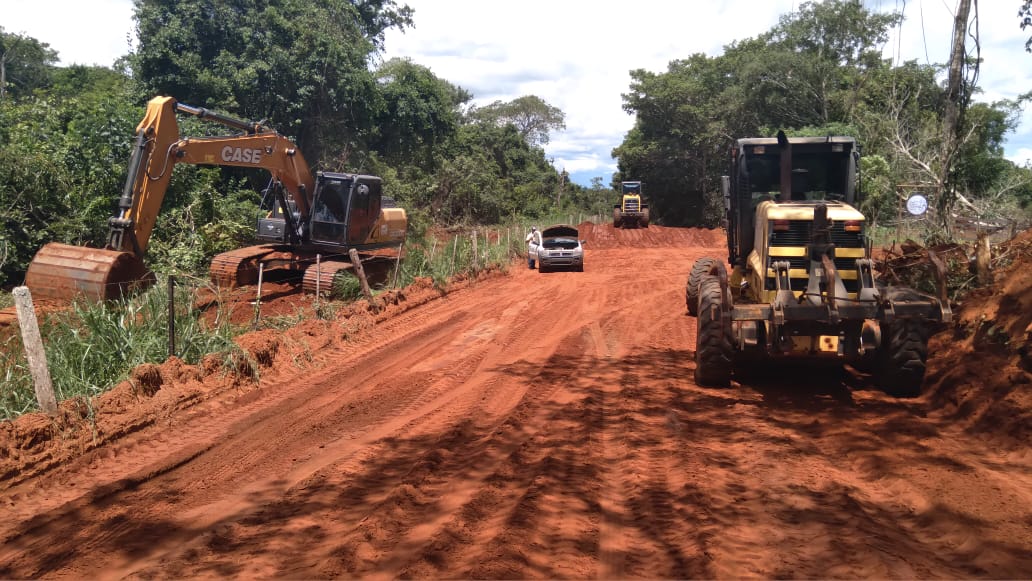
(576, 221, 726, 250)
(923, 228, 1032, 448)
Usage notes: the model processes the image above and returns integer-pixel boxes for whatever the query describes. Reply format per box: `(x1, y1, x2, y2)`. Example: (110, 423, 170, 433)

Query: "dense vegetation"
(0, 0, 607, 288)
(2, 0, 1031, 416)
(615, 1, 1032, 232)
(3, 1, 1029, 287)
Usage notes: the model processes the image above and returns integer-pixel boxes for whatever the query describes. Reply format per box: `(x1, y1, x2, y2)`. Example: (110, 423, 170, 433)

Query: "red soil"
(0, 223, 1029, 579)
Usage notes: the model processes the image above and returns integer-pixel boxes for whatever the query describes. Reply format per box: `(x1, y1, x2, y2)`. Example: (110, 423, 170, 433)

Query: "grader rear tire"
(875, 318, 929, 398)
(694, 275, 733, 387)
(686, 257, 722, 316)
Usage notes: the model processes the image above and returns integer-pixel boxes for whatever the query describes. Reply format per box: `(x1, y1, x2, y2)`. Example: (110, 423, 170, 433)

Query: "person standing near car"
(525, 226, 542, 269)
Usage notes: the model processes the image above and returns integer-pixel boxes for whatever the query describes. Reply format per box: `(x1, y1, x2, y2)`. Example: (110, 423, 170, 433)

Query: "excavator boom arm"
(27, 96, 318, 301)
(109, 96, 315, 256)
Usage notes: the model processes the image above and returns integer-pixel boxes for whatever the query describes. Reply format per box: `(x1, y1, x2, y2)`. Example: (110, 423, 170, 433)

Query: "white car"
(530, 224, 584, 272)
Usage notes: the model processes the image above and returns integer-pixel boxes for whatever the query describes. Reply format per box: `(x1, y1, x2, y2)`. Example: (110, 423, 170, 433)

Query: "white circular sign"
(906, 194, 928, 216)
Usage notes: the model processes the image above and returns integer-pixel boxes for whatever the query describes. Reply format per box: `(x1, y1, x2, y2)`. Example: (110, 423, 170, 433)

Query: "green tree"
(761, 0, 901, 124)
(615, 0, 1029, 237)
(0, 28, 58, 100)
(471, 95, 566, 147)
(613, 1, 911, 227)
(423, 120, 556, 224)
(0, 93, 143, 286)
(50, 65, 128, 100)
(614, 53, 735, 226)
(1022, 1, 1032, 52)
(130, 0, 413, 167)
(371, 58, 469, 172)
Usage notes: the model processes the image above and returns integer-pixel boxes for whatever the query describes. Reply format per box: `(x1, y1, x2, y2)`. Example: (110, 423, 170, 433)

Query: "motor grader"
(613, 181, 650, 228)
(685, 132, 950, 397)
(25, 96, 407, 301)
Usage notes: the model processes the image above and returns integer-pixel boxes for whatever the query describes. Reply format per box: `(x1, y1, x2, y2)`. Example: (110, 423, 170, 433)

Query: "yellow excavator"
(25, 96, 407, 301)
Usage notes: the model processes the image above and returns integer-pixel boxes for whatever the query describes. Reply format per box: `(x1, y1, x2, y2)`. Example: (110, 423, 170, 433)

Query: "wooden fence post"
(252, 263, 264, 329)
(314, 254, 322, 312)
(12, 286, 58, 414)
(451, 236, 459, 270)
(391, 242, 404, 288)
(348, 248, 375, 303)
(167, 275, 176, 358)
(976, 231, 991, 285)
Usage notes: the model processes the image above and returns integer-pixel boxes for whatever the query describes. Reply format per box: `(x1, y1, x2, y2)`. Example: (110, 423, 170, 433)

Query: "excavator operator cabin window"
(353, 184, 370, 211)
(311, 179, 350, 246)
(315, 181, 348, 224)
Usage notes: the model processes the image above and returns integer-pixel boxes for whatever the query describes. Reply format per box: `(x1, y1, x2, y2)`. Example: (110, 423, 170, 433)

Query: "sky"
(3, 0, 1031, 186)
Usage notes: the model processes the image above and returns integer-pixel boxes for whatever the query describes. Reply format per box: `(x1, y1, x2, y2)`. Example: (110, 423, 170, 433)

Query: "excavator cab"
(258, 172, 383, 249)
(311, 173, 381, 247)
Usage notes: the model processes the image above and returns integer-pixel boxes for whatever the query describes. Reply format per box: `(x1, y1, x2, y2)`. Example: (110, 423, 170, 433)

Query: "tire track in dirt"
(409, 326, 607, 580)
(314, 281, 619, 577)
(0, 276, 534, 514)
(0, 248, 623, 578)
(158, 323, 597, 578)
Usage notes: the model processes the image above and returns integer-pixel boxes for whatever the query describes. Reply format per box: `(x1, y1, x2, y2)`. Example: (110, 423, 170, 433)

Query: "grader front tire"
(694, 276, 733, 387)
(686, 257, 722, 316)
(876, 318, 929, 398)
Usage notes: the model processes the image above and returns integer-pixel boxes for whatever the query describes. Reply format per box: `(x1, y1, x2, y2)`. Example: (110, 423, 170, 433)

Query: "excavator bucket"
(24, 243, 155, 301)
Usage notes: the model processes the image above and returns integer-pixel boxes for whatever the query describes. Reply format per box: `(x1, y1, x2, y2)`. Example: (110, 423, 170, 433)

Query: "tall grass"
(392, 214, 602, 290)
(0, 279, 240, 420)
(394, 225, 514, 289)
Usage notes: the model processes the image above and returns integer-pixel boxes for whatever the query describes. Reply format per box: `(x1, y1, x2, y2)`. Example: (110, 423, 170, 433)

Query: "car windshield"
(543, 238, 579, 249)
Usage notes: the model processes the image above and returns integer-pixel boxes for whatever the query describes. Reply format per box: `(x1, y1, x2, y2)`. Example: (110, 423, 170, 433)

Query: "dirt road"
(1, 225, 1030, 578)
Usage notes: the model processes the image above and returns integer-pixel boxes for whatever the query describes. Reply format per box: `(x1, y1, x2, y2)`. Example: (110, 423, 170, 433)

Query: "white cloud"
(4, 0, 1031, 186)
(1, 0, 135, 68)
(1007, 148, 1032, 168)
(382, 0, 805, 184)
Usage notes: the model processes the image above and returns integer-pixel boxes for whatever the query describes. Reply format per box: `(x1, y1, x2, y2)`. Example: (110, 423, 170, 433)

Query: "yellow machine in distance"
(613, 181, 650, 228)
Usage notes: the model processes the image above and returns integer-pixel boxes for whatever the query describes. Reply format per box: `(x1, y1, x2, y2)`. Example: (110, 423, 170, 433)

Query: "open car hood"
(541, 224, 578, 238)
